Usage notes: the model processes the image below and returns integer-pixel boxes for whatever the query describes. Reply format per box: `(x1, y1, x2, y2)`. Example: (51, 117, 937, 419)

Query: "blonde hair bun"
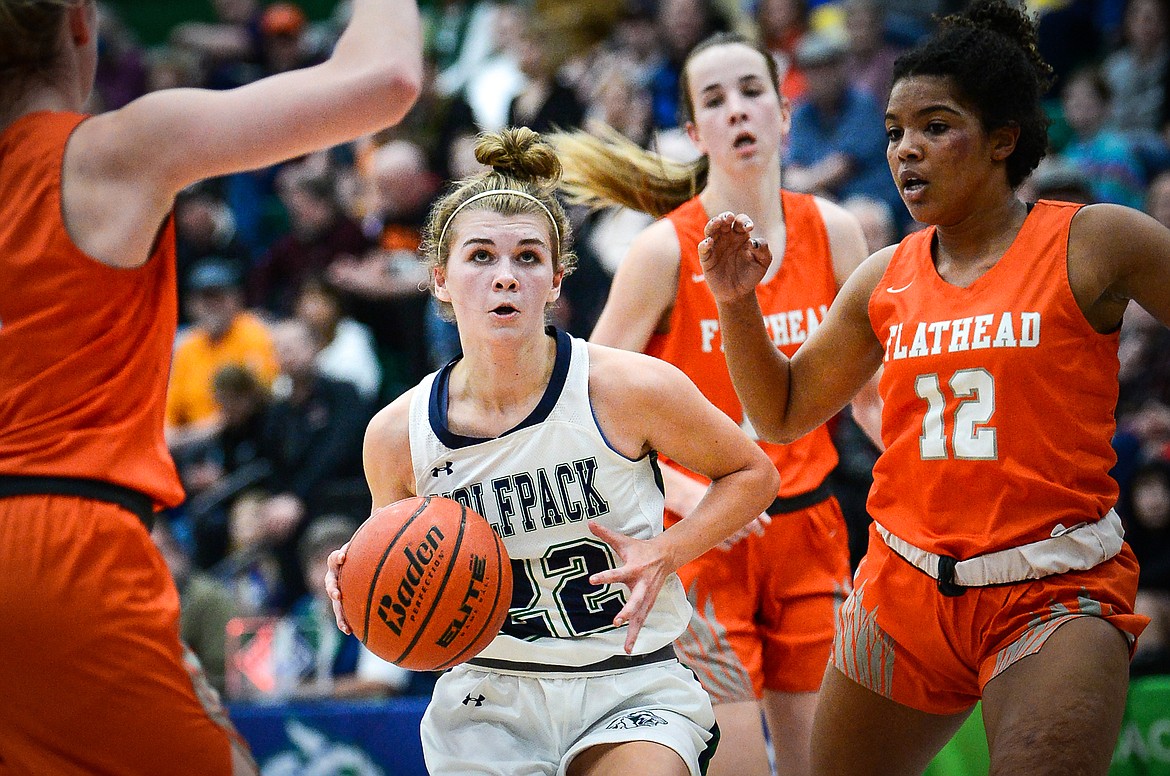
(475, 127, 562, 184)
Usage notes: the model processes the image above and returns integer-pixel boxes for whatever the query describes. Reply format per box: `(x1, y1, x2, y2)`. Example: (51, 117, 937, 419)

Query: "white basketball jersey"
(408, 330, 691, 667)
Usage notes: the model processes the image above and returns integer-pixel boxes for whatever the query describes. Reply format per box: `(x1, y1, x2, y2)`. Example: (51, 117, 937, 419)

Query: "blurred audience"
(756, 0, 811, 102)
(1126, 459, 1170, 675)
(1103, 0, 1168, 136)
(153, 513, 238, 696)
(256, 319, 371, 608)
(176, 363, 274, 569)
(166, 259, 279, 450)
(1057, 66, 1147, 208)
(271, 516, 414, 699)
(293, 276, 383, 402)
(841, 0, 903, 105)
(783, 32, 903, 226)
(93, 3, 148, 110)
(249, 166, 370, 316)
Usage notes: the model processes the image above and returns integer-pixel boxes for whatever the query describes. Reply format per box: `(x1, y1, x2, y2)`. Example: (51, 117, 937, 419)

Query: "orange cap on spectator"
(261, 3, 307, 36)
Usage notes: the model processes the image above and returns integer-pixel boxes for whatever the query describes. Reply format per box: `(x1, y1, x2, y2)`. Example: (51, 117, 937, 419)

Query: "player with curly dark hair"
(694, 0, 1170, 772)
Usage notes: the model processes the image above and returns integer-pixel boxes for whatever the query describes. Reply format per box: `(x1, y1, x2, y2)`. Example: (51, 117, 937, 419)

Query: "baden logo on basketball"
(339, 495, 513, 671)
(376, 525, 445, 637)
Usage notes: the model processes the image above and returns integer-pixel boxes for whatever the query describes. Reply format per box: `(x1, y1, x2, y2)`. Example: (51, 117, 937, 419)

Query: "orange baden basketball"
(339, 495, 513, 671)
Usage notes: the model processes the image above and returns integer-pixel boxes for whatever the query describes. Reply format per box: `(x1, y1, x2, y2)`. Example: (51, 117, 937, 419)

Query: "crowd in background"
(88, 0, 1170, 698)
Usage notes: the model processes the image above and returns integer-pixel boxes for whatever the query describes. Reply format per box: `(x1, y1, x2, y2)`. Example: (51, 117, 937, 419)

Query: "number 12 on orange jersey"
(914, 368, 997, 460)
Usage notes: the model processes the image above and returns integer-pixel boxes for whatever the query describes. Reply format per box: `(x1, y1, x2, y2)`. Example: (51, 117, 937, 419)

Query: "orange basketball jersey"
(647, 191, 840, 499)
(0, 112, 184, 509)
(866, 200, 1118, 558)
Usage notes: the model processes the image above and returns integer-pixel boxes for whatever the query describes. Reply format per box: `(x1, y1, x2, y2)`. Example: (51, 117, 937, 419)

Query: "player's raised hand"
(586, 520, 673, 655)
(324, 542, 352, 635)
(698, 211, 772, 303)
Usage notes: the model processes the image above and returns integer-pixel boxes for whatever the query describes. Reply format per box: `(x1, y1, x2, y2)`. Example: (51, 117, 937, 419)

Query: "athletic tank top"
(867, 200, 1119, 558)
(408, 329, 691, 666)
(647, 191, 840, 505)
(0, 112, 183, 508)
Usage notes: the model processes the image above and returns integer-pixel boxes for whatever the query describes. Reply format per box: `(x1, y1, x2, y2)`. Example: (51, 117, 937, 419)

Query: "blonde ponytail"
(550, 124, 708, 219)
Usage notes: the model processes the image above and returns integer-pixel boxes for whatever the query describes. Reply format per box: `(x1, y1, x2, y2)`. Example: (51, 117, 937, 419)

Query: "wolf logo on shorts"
(607, 711, 669, 730)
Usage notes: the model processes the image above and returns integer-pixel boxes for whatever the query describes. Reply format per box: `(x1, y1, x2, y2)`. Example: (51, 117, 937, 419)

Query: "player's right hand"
(698, 211, 771, 303)
(325, 542, 352, 635)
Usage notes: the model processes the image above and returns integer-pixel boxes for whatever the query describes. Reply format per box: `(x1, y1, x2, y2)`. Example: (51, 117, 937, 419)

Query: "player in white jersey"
(324, 127, 778, 776)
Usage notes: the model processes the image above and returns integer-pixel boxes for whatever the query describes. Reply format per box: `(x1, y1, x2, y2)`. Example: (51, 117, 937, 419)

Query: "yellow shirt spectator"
(166, 259, 280, 433)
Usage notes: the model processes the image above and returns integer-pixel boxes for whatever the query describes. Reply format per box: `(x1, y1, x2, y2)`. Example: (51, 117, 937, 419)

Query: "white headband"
(437, 189, 561, 258)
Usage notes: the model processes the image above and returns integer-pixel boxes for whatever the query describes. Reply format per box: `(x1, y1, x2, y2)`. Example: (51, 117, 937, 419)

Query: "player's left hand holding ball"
(325, 543, 351, 635)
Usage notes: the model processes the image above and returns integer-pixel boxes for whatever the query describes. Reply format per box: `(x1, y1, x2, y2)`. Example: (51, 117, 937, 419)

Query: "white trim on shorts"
(874, 509, 1124, 589)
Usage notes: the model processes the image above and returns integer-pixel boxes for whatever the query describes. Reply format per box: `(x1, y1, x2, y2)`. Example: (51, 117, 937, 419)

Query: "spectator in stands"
(756, 0, 810, 102)
(143, 45, 203, 93)
(1103, 0, 1169, 135)
(174, 183, 251, 321)
(651, 0, 730, 128)
(166, 258, 279, 450)
(328, 138, 439, 394)
(1058, 66, 1147, 208)
(292, 276, 383, 403)
(257, 319, 371, 608)
(153, 512, 239, 696)
(457, 1, 526, 130)
(177, 364, 274, 569)
(249, 167, 370, 316)
(1125, 458, 1170, 674)
(429, 0, 504, 101)
(257, 2, 322, 76)
(1035, 0, 1117, 97)
(273, 515, 413, 699)
(169, 0, 264, 90)
(842, 0, 903, 105)
(222, 488, 285, 617)
(597, 0, 664, 98)
(1021, 157, 1095, 204)
(93, 3, 147, 110)
(784, 33, 903, 224)
(507, 16, 586, 134)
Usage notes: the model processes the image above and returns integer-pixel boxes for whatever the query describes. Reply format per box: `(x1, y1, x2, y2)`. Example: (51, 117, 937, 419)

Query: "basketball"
(339, 495, 512, 671)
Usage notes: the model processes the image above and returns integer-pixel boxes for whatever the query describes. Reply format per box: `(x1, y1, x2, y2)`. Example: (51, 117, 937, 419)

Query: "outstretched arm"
(65, 0, 423, 267)
(700, 211, 889, 443)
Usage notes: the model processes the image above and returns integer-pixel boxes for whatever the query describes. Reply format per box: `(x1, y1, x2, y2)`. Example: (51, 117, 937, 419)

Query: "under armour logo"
(432, 461, 454, 477)
(462, 694, 485, 707)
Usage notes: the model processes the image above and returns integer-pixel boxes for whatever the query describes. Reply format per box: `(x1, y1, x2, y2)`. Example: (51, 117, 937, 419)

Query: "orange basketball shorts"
(673, 495, 852, 703)
(0, 495, 249, 775)
(830, 523, 1149, 715)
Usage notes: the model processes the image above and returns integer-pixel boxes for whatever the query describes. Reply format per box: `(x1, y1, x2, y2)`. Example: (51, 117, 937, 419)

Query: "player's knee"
(988, 714, 1113, 776)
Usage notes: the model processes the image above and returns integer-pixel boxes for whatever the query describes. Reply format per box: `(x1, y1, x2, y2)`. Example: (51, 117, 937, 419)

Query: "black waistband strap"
(766, 480, 833, 516)
(0, 475, 155, 530)
(467, 644, 677, 674)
